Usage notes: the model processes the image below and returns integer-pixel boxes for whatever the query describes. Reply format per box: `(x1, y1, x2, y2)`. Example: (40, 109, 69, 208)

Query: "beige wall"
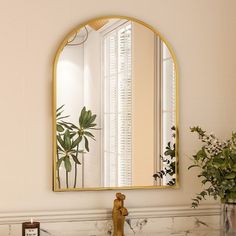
(0, 0, 236, 212)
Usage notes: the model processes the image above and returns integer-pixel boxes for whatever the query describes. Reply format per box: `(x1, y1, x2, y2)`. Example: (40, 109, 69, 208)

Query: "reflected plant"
(153, 126, 176, 186)
(57, 129, 81, 188)
(56, 105, 73, 188)
(70, 106, 97, 152)
(56, 105, 98, 189)
(56, 105, 72, 133)
(68, 107, 98, 188)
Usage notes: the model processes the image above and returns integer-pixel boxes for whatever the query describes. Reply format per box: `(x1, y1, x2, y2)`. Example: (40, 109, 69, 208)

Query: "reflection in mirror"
(53, 17, 178, 191)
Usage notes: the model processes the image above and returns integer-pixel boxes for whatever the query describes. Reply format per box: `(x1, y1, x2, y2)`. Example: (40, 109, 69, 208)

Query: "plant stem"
(66, 171, 69, 188)
(56, 148, 61, 189)
(73, 144, 79, 188)
(74, 162, 77, 188)
(82, 152, 84, 188)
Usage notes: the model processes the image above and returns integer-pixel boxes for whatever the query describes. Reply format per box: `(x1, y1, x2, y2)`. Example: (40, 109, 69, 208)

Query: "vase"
(221, 199, 236, 235)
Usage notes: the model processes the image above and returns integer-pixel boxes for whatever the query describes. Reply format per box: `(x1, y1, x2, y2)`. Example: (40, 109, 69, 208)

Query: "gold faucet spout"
(112, 193, 128, 236)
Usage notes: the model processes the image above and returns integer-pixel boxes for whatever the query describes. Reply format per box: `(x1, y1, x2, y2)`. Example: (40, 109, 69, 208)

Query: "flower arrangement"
(189, 126, 236, 207)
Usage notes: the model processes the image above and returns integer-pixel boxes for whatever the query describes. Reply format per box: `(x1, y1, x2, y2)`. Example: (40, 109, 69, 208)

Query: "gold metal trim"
(52, 15, 179, 192)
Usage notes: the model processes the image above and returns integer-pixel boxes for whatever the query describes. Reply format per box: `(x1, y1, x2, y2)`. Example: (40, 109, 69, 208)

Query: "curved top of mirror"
(53, 16, 178, 191)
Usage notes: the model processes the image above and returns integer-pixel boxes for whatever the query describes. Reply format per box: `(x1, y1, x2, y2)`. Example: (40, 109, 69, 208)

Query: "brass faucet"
(112, 193, 128, 236)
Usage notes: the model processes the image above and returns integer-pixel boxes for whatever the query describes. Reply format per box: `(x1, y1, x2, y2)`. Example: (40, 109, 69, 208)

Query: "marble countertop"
(37, 216, 221, 236)
(0, 205, 221, 236)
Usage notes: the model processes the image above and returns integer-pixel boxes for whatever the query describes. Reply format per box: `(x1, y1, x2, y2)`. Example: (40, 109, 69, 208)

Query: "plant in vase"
(189, 126, 236, 234)
(56, 105, 98, 189)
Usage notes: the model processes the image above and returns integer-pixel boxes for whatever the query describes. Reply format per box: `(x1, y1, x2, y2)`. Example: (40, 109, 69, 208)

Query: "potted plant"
(189, 126, 236, 234)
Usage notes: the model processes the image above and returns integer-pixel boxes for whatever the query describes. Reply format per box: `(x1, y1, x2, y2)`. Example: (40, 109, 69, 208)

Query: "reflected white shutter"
(161, 42, 176, 185)
(103, 22, 132, 187)
(162, 43, 176, 147)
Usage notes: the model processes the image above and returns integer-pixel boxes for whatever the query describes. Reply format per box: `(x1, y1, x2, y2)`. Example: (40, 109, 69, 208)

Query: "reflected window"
(162, 43, 175, 151)
(160, 42, 176, 185)
(103, 22, 132, 187)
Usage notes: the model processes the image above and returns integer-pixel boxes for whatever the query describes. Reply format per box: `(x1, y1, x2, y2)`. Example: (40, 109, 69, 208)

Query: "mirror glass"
(53, 16, 178, 191)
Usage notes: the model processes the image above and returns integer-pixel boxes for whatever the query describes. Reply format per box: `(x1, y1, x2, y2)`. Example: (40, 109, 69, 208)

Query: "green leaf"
(164, 149, 175, 157)
(230, 186, 236, 192)
(70, 132, 76, 139)
(231, 164, 236, 172)
(79, 107, 86, 127)
(64, 130, 71, 150)
(71, 155, 81, 165)
(56, 104, 65, 112)
(84, 136, 89, 152)
(57, 135, 65, 149)
(190, 126, 205, 136)
(60, 122, 73, 130)
(230, 153, 236, 162)
(82, 111, 90, 127)
(225, 173, 236, 179)
(84, 131, 95, 140)
(228, 192, 236, 199)
(199, 191, 207, 199)
(56, 111, 63, 118)
(212, 157, 225, 168)
(71, 136, 82, 148)
(57, 124, 64, 132)
(64, 156, 72, 172)
(57, 115, 70, 120)
(57, 157, 64, 169)
(89, 114, 96, 124)
(192, 198, 199, 204)
(84, 111, 94, 127)
(195, 148, 207, 161)
(87, 110, 92, 119)
(87, 123, 97, 128)
(223, 149, 230, 158)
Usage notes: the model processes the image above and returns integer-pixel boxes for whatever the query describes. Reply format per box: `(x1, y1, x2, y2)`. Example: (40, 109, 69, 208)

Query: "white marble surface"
(0, 205, 221, 236)
(0, 215, 220, 236)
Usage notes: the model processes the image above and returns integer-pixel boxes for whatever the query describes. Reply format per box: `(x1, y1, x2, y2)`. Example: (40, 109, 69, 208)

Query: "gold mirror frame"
(52, 15, 179, 191)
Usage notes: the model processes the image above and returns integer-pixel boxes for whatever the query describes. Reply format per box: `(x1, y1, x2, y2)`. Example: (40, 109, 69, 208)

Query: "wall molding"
(0, 204, 220, 225)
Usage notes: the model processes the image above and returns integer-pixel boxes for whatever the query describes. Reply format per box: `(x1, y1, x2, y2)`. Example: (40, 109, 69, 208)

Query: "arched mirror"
(53, 16, 178, 191)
